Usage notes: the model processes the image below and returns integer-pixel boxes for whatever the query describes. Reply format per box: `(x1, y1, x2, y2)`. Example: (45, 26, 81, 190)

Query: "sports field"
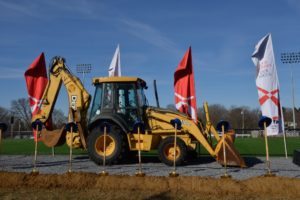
(0, 137, 299, 156)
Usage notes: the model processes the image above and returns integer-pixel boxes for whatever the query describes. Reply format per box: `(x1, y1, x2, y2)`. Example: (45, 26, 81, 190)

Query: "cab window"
(89, 83, 103, 122)
(102, 83, 113, 109)
(116, 83, 138, 128)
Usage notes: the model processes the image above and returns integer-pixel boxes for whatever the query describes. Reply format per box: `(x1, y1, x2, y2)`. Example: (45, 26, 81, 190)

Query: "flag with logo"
(108, 44, 121, 77)
(252, 33, 284, 135)
(24, 53, 49, 140)
(174, 46, 198, 123)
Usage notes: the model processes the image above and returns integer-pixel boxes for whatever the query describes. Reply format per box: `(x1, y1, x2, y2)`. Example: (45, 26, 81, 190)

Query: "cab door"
(115, 83, 140, 130)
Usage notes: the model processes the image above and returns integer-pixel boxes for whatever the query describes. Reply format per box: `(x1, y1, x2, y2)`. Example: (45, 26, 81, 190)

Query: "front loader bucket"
(40, 126, 66, 147)
(215, 133, 246, 167)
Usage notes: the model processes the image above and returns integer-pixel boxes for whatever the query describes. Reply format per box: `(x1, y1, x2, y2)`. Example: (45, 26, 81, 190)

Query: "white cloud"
(0, 0, 107, 20)
(43, 0, 106, 20)
(0, 67, 24, 79)
(119, 18, 182, 56)
(0, 0, 40, 18)
(286, 0, 300, 11)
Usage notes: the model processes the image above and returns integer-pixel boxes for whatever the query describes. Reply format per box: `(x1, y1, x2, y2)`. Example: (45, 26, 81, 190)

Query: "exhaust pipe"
(153, 80, 160, 108)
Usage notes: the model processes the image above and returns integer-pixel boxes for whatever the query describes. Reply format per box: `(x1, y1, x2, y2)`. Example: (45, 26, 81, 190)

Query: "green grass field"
(0, 139, 87, 155)
(199, 137, 300, 156)
(0, 137, 299, 156)
(232, 137, 300, 156)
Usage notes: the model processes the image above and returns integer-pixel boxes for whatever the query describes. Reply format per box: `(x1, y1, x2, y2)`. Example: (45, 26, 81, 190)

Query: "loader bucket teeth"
(215, 134, 246, 168)
(40, 126, 66, 147)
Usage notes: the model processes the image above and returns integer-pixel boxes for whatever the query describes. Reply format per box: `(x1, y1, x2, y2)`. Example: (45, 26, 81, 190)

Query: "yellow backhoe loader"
(32, 56, 246, 167)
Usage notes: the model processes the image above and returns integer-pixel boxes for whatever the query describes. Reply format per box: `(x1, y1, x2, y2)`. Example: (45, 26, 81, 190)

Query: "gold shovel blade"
(40, 126, 66, 147)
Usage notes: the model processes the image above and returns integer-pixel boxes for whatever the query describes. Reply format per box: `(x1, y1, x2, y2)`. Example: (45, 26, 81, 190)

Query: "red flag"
(174, 47, 198, 122)
(24, 53, 48, 140)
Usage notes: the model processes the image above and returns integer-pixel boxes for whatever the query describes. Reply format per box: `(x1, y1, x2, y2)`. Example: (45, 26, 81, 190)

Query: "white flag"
(252, 33, 284, 135)
(108, 44, 121, 77)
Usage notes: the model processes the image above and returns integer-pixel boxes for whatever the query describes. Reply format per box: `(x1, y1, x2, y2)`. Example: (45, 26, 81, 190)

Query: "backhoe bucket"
(40, 126, 66, 147)
(215, 132, 246, 167)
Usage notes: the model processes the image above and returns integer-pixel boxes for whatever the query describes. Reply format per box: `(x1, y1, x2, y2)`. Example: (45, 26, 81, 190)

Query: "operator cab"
(89, 77, 148, 130)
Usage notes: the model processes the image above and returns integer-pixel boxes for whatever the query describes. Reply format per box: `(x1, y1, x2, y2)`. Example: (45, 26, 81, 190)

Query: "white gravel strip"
(0, 155, 299, 180)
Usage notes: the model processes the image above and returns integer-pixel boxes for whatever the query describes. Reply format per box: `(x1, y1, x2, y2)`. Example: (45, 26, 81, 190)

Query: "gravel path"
(0, 155, 299, 180)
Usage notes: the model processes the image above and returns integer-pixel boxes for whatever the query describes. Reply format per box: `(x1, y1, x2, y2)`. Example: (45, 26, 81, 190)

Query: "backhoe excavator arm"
(33, 56, 90, 123)
(32, 56, 91, 149)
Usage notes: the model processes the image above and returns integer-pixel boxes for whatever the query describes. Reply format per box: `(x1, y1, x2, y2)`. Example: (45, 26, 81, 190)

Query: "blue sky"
(0, 0, 300, 114)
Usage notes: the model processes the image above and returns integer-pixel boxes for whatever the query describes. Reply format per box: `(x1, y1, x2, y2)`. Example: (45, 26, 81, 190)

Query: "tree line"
(0, 98, 67, 132)
(0, 98, 299, 133)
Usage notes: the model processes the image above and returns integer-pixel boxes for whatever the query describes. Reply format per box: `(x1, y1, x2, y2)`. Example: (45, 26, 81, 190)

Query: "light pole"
(241, 110, 245, 137)
(18, 119, 21, 138)
(280, 52, 299, 131)
(76, 64, 92, 86)
(10, 115, 14, 138)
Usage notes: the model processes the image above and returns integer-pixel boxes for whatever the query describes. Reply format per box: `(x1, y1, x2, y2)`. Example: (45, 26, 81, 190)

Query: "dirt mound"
(0, 171, 299, 200)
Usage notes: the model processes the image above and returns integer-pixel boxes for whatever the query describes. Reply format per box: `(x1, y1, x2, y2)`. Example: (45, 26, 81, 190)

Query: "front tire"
(158, 137, 187, 166)
(87, 124, 126, 165)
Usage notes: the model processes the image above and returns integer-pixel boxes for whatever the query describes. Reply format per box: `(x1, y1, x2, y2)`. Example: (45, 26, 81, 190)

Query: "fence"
(234, 129, 300, 138)
(1, 128, 299, 139)
(1, 131, 33, 139)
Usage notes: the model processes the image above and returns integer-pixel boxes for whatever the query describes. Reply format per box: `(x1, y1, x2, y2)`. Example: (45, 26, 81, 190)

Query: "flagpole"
(283, 129, 288, 159)
(279, 97, 288, 159)
(289, 64, 296, 133)
(263, 122, 271, 174)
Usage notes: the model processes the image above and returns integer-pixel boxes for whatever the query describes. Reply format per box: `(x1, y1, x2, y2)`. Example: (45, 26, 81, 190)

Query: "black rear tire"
(87, 124, 126, 165)
(158, 137, 187, 166)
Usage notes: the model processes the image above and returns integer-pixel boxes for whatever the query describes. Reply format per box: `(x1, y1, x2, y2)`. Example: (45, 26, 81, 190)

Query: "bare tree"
(245, 108, 261, 129)
(282, 107, 299, 129)
(227, 106, 261, 129)
(10, 98, 68, 131)
(227, 106, 244, 129)
(205, 104, 229, 126)
(11, 98, 32, 130)
(51, 109, 67, 129)
(0, 106, 10, 123)
(296, 108, 300, 129)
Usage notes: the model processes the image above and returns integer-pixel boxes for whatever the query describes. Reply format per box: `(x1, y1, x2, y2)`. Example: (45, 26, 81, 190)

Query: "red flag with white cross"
(174, 47, 198, 123)
(24, 53, 49, 140)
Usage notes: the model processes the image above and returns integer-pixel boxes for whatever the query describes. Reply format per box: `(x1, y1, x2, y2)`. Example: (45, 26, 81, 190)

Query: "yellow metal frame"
(93, 76, 146, 85)
(127, 134, 153, 151)
(127, 133, 196, 151)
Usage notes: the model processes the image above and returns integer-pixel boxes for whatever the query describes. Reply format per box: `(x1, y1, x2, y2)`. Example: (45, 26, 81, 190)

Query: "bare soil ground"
(0, 171, 300, 200)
